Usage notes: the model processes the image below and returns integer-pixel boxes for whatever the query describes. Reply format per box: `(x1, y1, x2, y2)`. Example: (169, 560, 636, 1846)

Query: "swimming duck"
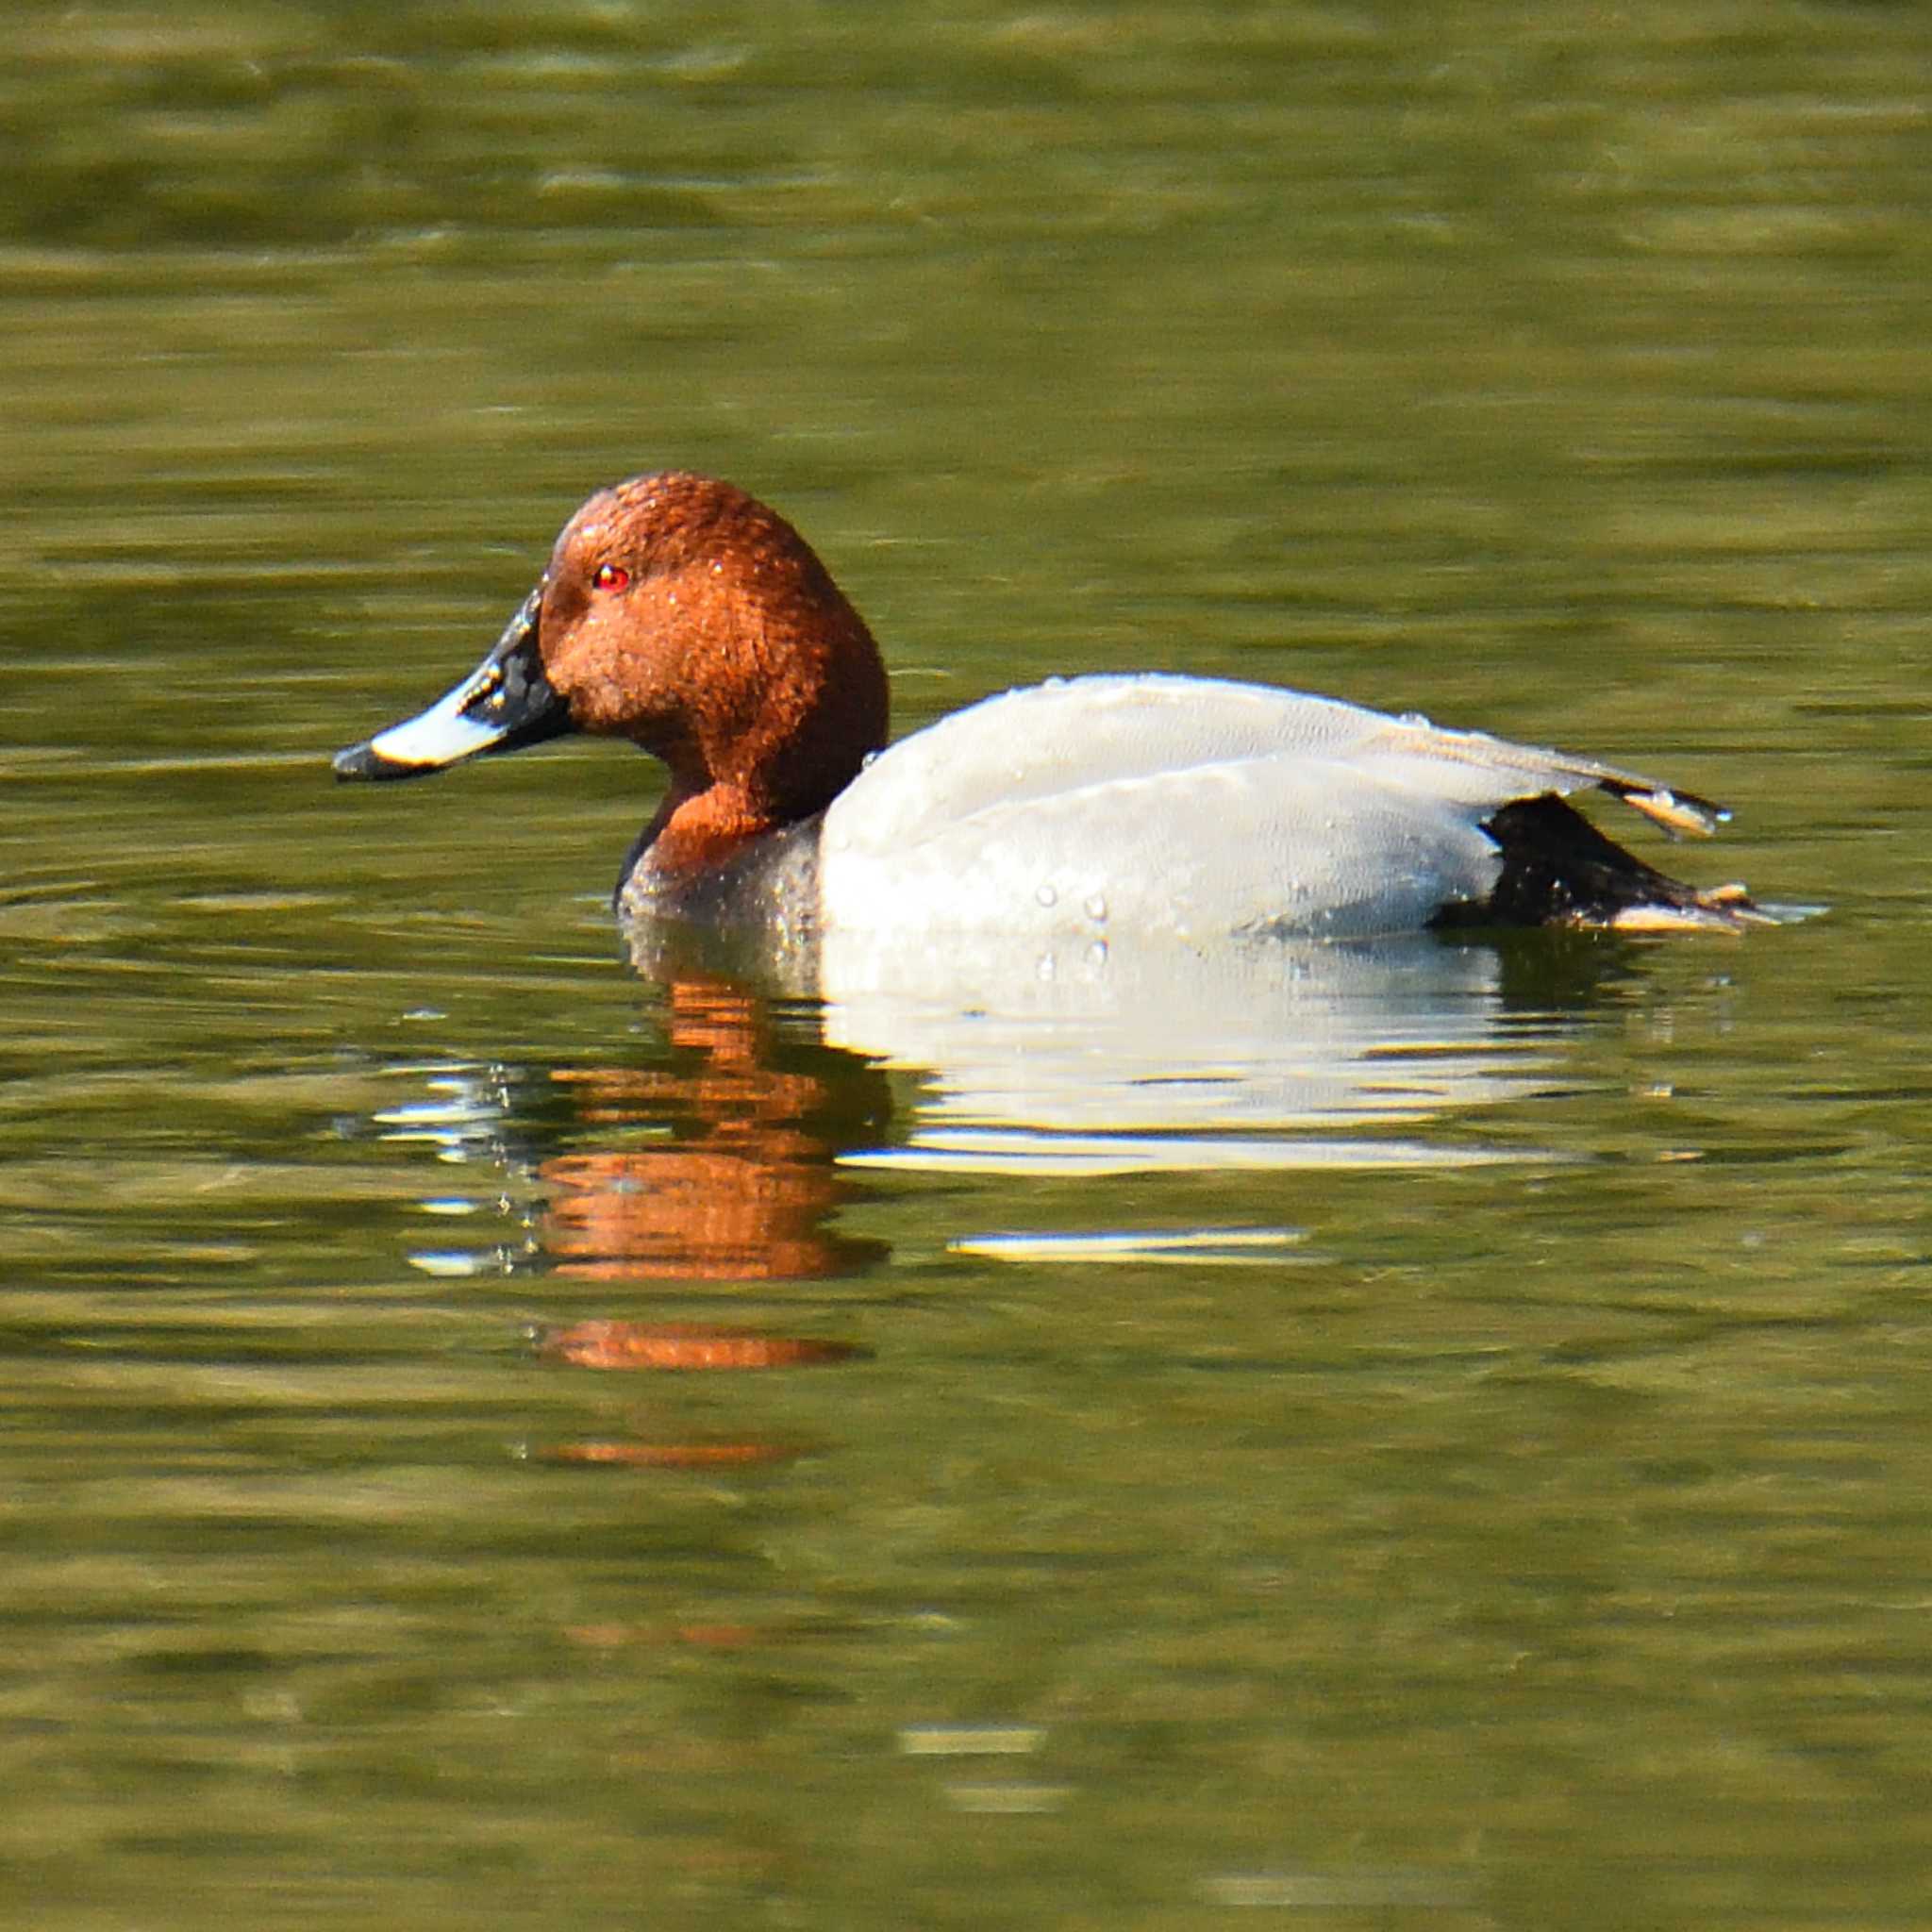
(334, 472, 1760, 941)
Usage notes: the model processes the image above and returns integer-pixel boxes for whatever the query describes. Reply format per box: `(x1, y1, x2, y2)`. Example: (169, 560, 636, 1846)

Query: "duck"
(333, 471, 1762, 942)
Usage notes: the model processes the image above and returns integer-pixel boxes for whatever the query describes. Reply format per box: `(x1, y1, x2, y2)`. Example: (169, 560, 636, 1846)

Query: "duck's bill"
(332, 588, 574, 782)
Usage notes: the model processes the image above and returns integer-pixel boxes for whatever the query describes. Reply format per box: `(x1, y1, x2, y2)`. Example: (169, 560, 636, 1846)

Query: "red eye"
(591, 562, 630, 591)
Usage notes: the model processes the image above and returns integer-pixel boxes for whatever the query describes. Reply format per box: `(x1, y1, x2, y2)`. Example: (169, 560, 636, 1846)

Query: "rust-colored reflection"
(539, 1319, 869, 1372)
(525, 978, 882, 1466)
(541, 975, 886, 1283)
(564, 1623, 766, 1650)
(531, 1318, 866, 1463)
(536, 1438, 809, 1470)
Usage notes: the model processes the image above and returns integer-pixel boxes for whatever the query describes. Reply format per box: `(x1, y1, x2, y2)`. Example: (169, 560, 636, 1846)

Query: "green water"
(4, 3, 1930, 1926)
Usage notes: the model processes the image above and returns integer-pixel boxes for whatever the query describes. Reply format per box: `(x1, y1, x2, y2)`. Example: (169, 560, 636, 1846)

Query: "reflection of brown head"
(541, 977, 883, 1283)
(538, 1320, 867, 1373)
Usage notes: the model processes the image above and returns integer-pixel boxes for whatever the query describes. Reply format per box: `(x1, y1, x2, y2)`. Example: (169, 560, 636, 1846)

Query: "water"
(4, 3, 1931, 1926)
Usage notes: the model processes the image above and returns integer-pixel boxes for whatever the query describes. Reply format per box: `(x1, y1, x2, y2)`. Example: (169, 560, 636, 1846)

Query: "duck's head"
(334, 473, 890, 875)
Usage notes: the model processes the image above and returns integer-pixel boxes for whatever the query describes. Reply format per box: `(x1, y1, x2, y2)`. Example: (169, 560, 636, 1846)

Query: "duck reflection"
(624, 924, 1624, 1182)
(532, 979, 882, 1482)
(377, 974, 886, 1469)
(375, 931, 1638, 1460)
(386, 931, 1629, 1285)
(540, 976, 886, 1284)
(518, 975, 886, 1414)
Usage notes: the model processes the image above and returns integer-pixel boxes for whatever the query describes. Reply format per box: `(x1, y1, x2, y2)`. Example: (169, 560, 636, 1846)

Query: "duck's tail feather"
(1598, 777, 1729, 840)
(1435, 792, 1767, 934)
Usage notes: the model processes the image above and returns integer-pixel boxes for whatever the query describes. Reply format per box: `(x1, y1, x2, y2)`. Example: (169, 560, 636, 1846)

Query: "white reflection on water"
(950, 1228, 1305, 1263)
(1203, 1866, 1479, 1909)
(820, 930, 1562, 1176)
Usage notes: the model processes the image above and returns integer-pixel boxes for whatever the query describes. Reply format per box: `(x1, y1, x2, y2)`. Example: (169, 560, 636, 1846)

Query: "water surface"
(3, 3, 1930, 1926)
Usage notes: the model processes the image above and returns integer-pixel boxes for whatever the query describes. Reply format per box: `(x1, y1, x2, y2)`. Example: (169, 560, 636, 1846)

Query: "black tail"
(1433, 793, 1760, 933)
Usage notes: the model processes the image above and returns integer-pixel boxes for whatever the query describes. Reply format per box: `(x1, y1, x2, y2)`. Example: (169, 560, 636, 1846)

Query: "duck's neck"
(619, 685, 884, 906)
(631, 781, 778, 885)
(615, 782, 829, 927)
(628, 596, 889, 894)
